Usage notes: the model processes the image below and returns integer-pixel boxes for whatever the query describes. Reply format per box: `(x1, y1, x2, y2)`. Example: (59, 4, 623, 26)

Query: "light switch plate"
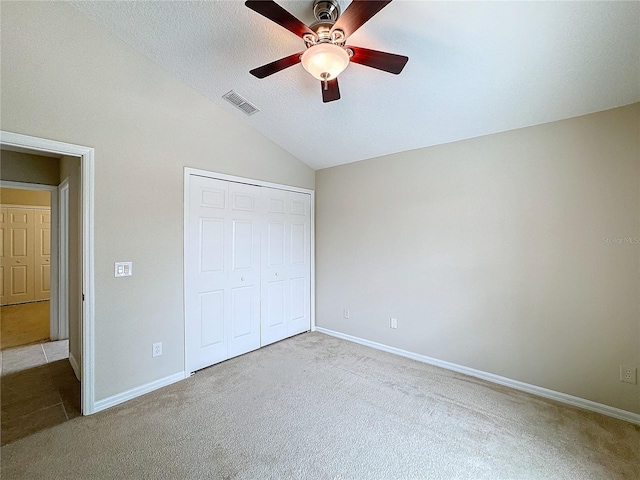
(115, 262, 133, 277)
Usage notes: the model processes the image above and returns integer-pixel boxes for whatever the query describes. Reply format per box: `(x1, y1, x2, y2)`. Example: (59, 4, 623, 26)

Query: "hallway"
(1, 339, 80, 446)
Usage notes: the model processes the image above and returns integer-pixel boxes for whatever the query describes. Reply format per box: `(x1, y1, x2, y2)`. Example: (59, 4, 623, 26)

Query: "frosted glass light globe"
(301, 43, 350, 81)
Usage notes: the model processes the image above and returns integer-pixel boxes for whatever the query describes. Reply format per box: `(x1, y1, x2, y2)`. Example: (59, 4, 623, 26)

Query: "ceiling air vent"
(222, 90, 259, 116)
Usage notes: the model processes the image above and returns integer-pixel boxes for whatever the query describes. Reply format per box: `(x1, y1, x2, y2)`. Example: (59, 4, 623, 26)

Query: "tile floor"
(1, 340, 81, 446)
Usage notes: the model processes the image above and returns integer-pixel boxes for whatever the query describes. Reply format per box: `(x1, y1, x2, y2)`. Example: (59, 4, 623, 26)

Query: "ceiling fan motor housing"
(313, 0, 341, 22)
(306, 0, 345, 47)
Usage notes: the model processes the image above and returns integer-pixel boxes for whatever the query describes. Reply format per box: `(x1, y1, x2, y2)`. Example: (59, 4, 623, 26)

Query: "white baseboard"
(68, 352, 80, 382)
(315, 327, 640, 426)
(93, 372, 186, 414)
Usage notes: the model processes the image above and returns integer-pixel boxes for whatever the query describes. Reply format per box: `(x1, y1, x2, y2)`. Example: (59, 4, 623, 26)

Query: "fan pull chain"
(321, 72, 330, 90)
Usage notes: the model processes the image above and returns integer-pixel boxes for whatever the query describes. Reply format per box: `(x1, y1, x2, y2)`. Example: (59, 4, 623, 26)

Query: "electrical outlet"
(153, 342, 162, 357)
(620, 365, 637, 384)
(390, 318, 397, 329)
(343, 309, 350, 319)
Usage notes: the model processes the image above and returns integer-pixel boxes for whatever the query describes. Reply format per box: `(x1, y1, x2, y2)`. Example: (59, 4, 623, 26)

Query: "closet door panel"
(287, 192, 311, 336)
(261, 188, 289, 345)
(200, 290, 224, 348)
(187, 176, 229, 372)
(226, 182, 261, 358)
(231, 286, 253, 337)
(265, 279, 286, 328)
(261, 188, 311, 345)
(290, 277, 305, 321)
(290, 223, 305, 265)
(200, 219, 224, 274)
(267, 222, 285, 267)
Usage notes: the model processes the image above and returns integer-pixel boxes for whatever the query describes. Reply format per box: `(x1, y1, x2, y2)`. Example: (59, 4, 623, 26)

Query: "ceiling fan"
(245, 0, 409, 103)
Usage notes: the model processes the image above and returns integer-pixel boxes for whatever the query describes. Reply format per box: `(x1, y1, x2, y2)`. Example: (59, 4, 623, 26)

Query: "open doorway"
(0, 133, 94, 444)
(0, 150, 82, 444)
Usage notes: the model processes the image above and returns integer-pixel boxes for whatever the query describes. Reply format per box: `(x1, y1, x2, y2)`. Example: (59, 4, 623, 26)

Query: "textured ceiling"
(69, 1, 640, 170)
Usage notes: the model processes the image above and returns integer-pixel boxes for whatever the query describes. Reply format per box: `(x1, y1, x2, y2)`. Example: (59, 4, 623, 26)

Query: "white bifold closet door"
(1, 207, 51, 306)
(186, 176, 262, 372)
(186, 175, 311, 374)
(260, 188, 311, 346)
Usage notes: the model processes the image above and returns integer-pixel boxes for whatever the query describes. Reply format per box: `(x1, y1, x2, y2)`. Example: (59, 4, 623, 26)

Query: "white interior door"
(34, 209, 51, 301)
(1, 207, 36, 305)
(186, 176, 261, 372)
(0, 208, 5, 303)
(261, 188, 311, 346)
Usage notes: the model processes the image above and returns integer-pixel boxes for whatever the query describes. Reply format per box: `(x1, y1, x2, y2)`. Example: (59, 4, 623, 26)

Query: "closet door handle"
(241, 277, 245, 282)
(275, 272, 279, 277)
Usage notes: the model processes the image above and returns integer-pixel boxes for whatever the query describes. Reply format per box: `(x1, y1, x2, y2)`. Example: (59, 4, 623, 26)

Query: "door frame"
(58, 178, 70, 341)
(183, 167, 316, 374)
(0, 131, 95, 415)
(0, 180, 59, 334)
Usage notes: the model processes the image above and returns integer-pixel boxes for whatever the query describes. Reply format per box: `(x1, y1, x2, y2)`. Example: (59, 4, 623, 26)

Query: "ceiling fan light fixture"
(245, 0, 408, 102)
(300, 43, 349, 81)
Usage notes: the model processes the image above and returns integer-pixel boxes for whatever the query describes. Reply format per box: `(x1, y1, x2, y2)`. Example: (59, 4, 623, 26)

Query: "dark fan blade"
(347, 46, 408, 74)
(321, 78, 340, 103)
(331, 0, 392, 39)
(250, 52, 303, 78)
(245, 1, 316, 39)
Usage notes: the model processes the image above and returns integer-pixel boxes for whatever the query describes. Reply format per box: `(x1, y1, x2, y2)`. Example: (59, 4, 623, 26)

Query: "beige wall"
(0, 188, 50, 207)
(0, 150, 61, 186)
(316, 104, 640, 414)
(1, 2, 315, 401)
(60, 156, 82, 375)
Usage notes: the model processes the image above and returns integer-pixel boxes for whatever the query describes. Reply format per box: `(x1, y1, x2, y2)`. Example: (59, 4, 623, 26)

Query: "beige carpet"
(1, 332, 638, 479)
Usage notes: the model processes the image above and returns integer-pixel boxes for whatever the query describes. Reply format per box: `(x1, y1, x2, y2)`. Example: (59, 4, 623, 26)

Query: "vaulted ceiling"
(70, 1, 640, 170)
